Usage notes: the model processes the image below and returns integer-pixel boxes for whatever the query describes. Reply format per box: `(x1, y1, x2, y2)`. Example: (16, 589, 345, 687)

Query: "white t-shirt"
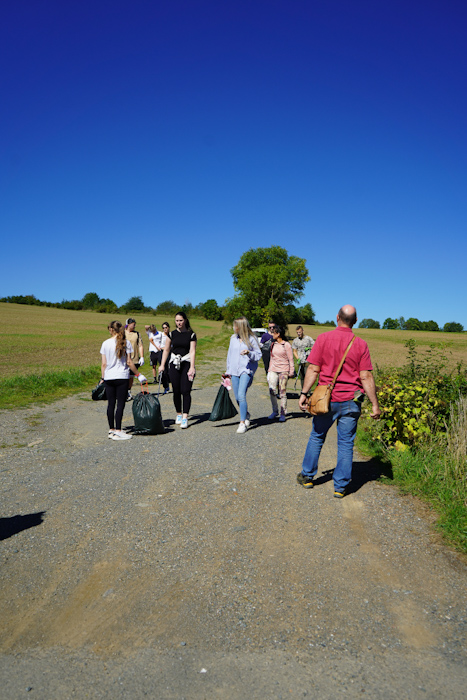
(147, 329, 168, 353)
(100, 337, 133, 380)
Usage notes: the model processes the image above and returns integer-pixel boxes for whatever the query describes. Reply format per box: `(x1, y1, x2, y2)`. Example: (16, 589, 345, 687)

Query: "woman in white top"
(100, 320, 147, 441)
(225, 316, 262, 434)
(145, 322, 170, 392)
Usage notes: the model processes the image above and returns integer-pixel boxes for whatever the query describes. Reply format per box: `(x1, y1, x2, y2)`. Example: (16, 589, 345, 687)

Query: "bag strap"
(329, 336, 356, 389)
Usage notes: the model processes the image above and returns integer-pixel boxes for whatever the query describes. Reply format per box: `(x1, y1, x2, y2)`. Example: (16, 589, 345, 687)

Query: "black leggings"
(169, 362, 193, 414)
(105, 378, 129, 430)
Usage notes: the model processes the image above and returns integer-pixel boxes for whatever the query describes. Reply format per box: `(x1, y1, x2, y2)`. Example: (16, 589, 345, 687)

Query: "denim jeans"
(230, 373, 253, 422)
(301, 400, 361, 492)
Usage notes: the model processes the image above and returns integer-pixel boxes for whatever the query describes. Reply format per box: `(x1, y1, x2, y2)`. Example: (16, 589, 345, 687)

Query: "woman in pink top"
(267, 325, 294, 422)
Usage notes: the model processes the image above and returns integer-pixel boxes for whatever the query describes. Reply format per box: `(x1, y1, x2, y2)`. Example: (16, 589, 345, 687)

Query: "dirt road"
(0, 382, 466, 699)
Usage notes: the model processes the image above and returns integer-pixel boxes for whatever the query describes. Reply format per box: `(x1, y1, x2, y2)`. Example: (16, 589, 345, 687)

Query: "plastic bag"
(209, 384, 238, 421)
(92, 380, 107, 401)
(132, 387, 165, 435)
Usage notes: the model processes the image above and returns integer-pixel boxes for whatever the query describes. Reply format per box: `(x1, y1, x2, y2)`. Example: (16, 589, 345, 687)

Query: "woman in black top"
(159, 311, 197, 429)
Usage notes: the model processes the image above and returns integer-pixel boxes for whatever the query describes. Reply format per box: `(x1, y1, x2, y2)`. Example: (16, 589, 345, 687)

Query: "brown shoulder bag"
(307, 336, 356, 415)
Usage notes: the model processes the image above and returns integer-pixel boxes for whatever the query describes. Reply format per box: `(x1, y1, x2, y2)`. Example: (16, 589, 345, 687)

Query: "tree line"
(1, 246, 463, 331)
(359, 317, 464, 333)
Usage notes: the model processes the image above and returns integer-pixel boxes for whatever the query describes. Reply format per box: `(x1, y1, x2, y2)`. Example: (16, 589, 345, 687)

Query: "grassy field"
(1, 302, 466, 408)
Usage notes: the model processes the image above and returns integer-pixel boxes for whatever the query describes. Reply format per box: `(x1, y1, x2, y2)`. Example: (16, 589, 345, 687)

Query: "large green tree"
(225, 246, 310, 326)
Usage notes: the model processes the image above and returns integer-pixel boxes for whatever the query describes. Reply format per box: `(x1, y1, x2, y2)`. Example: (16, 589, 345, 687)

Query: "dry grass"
(0, 303, 224, 379)
(297, 324, 467, 370)
(1, 303, 466, 382)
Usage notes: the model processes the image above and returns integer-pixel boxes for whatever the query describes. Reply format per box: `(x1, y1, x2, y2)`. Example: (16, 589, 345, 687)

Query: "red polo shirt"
(307, 326, 373, 402)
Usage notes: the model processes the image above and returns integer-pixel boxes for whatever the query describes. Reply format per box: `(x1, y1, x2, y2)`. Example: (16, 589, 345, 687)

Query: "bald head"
(337, 305, 357, 328)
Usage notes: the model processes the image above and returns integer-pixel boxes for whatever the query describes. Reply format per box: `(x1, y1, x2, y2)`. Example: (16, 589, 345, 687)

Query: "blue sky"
(1, 0, 466, 327)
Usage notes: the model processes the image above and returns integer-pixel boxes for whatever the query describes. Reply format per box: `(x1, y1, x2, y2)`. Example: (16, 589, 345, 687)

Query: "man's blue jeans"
(231, 373, 253, 422)
(301, 400, 361, 492)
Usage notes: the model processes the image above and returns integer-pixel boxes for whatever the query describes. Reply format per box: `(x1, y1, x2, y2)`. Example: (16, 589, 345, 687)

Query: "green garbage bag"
(209, 385, 238, 421)
(132, 389, 165, 435)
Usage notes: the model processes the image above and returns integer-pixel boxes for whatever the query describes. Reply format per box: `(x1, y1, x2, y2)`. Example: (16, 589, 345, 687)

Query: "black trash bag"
(132, 389, 165, 435)
(209, 385, 238, 421)
(92, 380, 107, 401)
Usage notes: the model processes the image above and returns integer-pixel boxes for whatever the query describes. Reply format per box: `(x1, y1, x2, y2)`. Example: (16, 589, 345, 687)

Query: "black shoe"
(334, 489, 347, 499)
(297, 473, 314, 489)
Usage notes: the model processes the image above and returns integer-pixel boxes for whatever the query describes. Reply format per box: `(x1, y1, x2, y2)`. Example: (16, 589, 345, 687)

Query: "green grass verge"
(356, 427, 467, 553)
(0, 366, 101, 409)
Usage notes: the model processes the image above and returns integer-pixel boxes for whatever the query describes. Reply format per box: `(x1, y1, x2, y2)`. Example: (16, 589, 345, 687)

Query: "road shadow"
(189, 412, 212, 427)
(311, 457, 393, 494)
(0, 511, 46, 541)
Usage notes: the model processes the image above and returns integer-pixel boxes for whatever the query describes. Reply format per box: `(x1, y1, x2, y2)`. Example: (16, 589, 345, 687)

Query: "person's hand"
(137, 374, 147, 383)
(299, 394, 308, 412)
(240, 349, 249, 355)
(188, 368, 195, 381)
(289, 372, 294, 378)
(139, 357, 145, 366)
(370, 404, 381, 419)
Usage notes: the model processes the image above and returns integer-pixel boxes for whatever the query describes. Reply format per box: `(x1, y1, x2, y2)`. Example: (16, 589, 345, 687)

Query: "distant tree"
(81, 292, 100, 309)
(358, 318, 380, 329)
(200, 299, 222, 321)
(382, 318, 400, 330)
(225, 246, 309, 327)
(443, 322, 464, 333)
(421, 320, 439, 332)
(124, 296, 145, 312)
(320, 320, 336, 327)
(399, 316, 407, 330)
(154, 300, 178, 315)
(405, 317, 422, 331)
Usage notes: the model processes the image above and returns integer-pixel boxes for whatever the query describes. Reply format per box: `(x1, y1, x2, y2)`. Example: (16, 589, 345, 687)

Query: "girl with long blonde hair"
(100, 321, 147, 440)
(225, 316, 262, 433)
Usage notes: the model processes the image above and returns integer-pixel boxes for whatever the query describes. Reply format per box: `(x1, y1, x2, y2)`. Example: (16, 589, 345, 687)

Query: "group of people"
(99, 304, 380, 497)
(99, 311, 197, 438)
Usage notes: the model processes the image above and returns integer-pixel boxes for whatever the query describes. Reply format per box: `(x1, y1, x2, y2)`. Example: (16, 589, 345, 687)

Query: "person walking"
(125, 318, 144, 401)
(225, 316, 262, 434)
(297, 305, 381, 497)
(267, 325, 294, 422)
(159, 311, 196, 429)
(260, 320, 276, 375)
(100, 321, 146, 441)
(292, 325, 314, 388)
(145, 322, 170, 392)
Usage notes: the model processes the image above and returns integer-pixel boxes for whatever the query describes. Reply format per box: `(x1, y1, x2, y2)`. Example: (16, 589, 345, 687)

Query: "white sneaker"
(126, 392, 133, 402)
(108, 430, 115, 438)
(268, 412, 278, 420)
(175, 414, 183, 425)
(180, 418, 188, 429)
(112, 431, 132, 440)
(244, 413, 251, 428)
(236, 422, 247, 434)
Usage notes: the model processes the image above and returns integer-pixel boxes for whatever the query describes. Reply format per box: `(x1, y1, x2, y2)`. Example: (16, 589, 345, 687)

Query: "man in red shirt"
(297, 305, 381, 497)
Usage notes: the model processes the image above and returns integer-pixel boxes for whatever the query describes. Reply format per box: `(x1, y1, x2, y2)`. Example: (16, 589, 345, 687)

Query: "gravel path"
(0, 379, 466, 699)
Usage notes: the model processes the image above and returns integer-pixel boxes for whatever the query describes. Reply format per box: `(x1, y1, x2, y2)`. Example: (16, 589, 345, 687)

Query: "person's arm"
(298, 363, 320, 411)
(188, 338, 197, 381)
(285, 343, 294, 376)
(159, 336, 172, 374)
(293, 348, 299, 361)
(360, 370, 381, 419)
(100, 354, 107, 381)
(127, 354, 146, 382)
(138, 334, 144, 364)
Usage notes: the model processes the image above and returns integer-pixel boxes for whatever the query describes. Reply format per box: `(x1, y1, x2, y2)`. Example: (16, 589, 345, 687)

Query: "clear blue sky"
(1, 1, 466, 327)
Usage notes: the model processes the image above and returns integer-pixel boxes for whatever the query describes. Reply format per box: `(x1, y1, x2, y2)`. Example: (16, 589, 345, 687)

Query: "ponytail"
(109, 320, 127, 359)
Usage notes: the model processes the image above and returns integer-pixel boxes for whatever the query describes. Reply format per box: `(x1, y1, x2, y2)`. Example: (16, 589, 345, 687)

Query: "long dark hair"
(109, 320, 127, 359)
(175, 310, 192, 331)
(272, 325, 286, 341)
